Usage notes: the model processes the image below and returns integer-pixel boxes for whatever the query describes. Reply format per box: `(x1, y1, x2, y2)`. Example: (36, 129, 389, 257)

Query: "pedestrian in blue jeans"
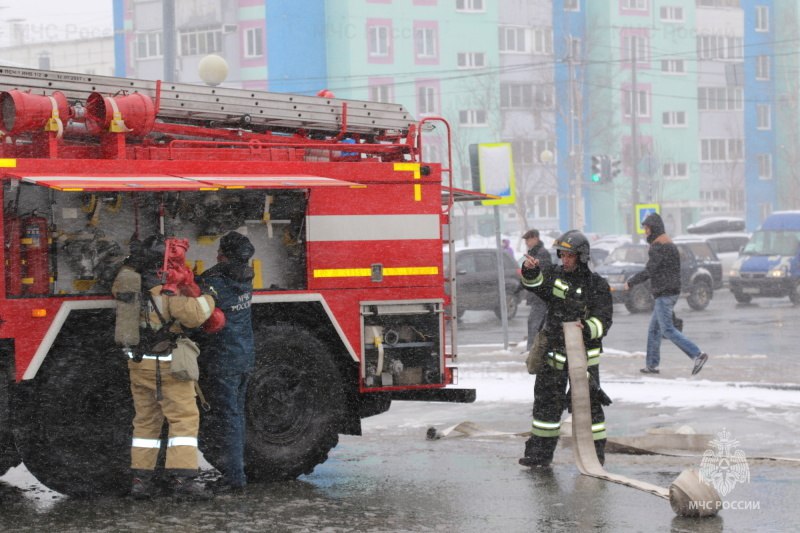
(198, 231, 256, 493)
(625, 213, 709, 376)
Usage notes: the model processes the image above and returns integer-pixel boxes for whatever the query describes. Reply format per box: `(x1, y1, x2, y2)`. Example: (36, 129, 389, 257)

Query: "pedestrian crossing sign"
(635, 204, 660, 234)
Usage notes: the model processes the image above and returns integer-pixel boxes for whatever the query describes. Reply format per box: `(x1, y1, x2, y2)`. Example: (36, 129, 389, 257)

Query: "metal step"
(0, 66, 415, 137)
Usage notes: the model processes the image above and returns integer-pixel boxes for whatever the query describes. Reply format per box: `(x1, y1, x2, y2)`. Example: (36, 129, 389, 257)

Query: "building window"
(698, 87, 743, 110)
(564, 0, 579, 11)
(757, 153, 772, 179)
(621, 33, 649, 63)
(756, 55, 770, 80)
(500, 83, 533, 109)
(663, 162, 688, 179)
(457, 52, 486, 69)
(509, 139, 556, 166)
(535, 194, 559, 219)
(662, 111, 686, 127)
(757, 103, 771, 130)
(459, 109, 487, 126)
(417, 83, 439, 114)
(534, 85, 554, 109)
(701, 139, 744, 161)
(136, 31, 162, 59)
(661, 59, 685, 74)
(659, 6, 684, 21)
(697, 35, 743, 61)
(621, 0, 648, 11)
(499, 27, 525, 53)
(534, 28, 553, 54)
(179, 27, 222, 56)
(369, 80, 394, 103)
(623, 88, 650, 118)
(368, 23, 391, 58)
(244, 27, 264, 58)
(414, 23, 438, 63)
(697, 0, 741, 6)
(755, 6, 769, 32)
(456, 0, 484, 12)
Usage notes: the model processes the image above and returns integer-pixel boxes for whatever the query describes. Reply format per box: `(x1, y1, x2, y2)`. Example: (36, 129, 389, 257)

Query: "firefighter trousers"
(128, 359, 200, 473)
(523, 361, 606, 465)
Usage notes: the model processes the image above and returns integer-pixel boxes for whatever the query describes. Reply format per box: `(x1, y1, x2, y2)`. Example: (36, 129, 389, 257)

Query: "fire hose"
(563, 321, 721, 518)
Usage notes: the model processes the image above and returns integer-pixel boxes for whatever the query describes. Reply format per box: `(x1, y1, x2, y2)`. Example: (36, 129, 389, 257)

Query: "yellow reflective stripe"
(533, 420, 561, 430)
(553, 278, 568, 299)
(393, 162, 422, 202)
(313, 266, 439, 278)
(586, 316, 603, 339)
(0, 158, 17, 168)
(521, 271, 543, 288)
(592, 422, 607, 440)
(532, 419, 561, 437)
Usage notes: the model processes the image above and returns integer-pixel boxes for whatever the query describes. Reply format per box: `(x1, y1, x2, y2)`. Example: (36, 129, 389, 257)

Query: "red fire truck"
(0, 67, 477, 496)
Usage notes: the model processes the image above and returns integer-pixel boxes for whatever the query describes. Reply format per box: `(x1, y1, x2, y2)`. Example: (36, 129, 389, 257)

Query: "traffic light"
(590, 155, 603, 183)
(611, 158, 622, 180)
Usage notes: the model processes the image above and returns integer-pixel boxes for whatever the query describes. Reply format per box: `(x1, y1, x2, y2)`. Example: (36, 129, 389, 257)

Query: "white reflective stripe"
(168, 436, 198, 448)
(587, 348, 601, 356)
(132, 438, 162, 449)
(195, 295, 212, 320)
(135, 354, 173, 361)
(550, 352, 567, 362)
(533, 420, 561, 429)
(307, 214, 440, 242)
(586, 317, 604, 338)
(592, 423, 606, 432)
(521, 272, 543, 288)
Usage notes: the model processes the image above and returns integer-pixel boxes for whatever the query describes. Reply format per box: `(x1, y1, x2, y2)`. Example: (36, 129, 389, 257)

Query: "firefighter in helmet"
(112, 234, 217, 499)
(517, 230, 613, 467)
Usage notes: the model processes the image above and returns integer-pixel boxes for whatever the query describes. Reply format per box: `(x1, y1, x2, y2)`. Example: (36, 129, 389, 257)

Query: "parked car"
(595, 241, 723, 313)
(446, 249, 522, 319)
(729, 211, 800, 304)
(686, 216, 746, 234)
(675, 232, 750, 284)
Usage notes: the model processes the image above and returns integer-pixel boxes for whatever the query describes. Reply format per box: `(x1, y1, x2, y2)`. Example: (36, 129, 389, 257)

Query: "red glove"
(202, 308, 226, 333)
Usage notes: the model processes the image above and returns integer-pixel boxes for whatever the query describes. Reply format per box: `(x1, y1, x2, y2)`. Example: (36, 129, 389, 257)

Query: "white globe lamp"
(198, 54, 229, 86)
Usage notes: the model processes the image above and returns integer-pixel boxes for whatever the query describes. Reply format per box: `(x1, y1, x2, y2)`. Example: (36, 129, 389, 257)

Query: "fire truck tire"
(12, 317, 132, 497)
(239, 324, 344, 482)
(0, 372, 20, 476)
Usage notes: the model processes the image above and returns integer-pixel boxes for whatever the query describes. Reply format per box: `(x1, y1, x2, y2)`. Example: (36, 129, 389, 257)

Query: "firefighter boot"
(169, 472, 213, 501)
(594, 438, 606, 467)
(130, 469, 156, 500)
(518, 436, 554, 468)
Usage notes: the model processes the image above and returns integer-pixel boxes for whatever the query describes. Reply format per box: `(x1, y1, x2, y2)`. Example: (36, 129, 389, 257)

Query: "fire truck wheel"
(241, 324, 344, 481)
(12, 312, 132, 497)
(0, 361, 20, 475)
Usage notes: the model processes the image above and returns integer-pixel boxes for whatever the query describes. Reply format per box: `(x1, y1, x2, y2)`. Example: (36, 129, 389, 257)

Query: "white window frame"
(663, 162, 688, 180)
(533, 28, 553, 55)
(622, 35, 649, 63)
(535, 194, 559, 219)
(418, 86, 437, 114)
(697, 35, 743, 61)
(624, 89, 650, 118)
(179, 27, 222, 56)
(456, 0, 485, 12)
(622, 0, 648, 10)
(368, 25, 390, 57)
(457, 52, 486, 69)
(500, 83, 533, 109)
(499, 27, 527, 53)
(136, 31, 162, 59)
(660, 59, 685, 74)
(755, 6, 769, 32)
(244, 27, 264, 58)
(757, 153, 772, 179)
(458, 109, 488, 126)
(370, 84, 393, 104)
(415, 27, 437, 58)
(756, 103, 771, 130)
(534, 85, 554, 109)
(662, 111, 687, 127)
(756, 55, 770, 80)
(698, 87, 743, 111)
(659, 6, 684, 22)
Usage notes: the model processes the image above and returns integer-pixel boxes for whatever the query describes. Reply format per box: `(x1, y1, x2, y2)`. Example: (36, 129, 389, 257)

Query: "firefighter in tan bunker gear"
(112, 234, 216, 499)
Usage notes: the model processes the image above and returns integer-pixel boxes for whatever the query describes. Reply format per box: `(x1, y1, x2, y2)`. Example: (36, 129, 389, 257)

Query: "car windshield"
(742, 230, 800, 256)
(606, 245, 648, 264)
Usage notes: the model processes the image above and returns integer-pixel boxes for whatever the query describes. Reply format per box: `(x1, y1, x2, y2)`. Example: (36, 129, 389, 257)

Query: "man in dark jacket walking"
(522, 229, 552, 350)
(198, 231, 256, 493)
(626, 213, 709, 375)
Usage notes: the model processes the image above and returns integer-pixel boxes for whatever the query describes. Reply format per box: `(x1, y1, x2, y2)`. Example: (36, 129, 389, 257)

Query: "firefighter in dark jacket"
(198, 231, 256, 493)
(518, 230, 613, 467)
(112, 234, 216, 499)
(625, 212, 709, 375)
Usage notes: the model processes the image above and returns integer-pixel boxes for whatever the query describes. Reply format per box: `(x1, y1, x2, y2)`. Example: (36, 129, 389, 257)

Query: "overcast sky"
(1, 0, 114, 45)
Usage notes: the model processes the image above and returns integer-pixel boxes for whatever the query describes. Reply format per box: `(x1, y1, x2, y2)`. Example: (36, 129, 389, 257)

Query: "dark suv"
(446, 249, 522, 319)
(595, 242, 723, 313)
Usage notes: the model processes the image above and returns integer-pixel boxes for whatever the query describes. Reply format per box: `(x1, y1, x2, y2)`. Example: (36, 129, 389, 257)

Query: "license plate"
(742, 287, 760, 294)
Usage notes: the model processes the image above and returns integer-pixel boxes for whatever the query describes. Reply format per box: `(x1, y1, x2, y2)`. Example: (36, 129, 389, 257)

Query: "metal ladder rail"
(0, 66, 415, 136)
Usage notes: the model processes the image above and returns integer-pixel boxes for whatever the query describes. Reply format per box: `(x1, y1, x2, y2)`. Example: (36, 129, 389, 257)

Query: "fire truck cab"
(0, 67, 475, 496)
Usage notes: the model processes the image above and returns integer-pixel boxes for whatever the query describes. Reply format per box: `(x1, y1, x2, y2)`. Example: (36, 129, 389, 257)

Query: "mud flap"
(563, 321, 721, 517)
